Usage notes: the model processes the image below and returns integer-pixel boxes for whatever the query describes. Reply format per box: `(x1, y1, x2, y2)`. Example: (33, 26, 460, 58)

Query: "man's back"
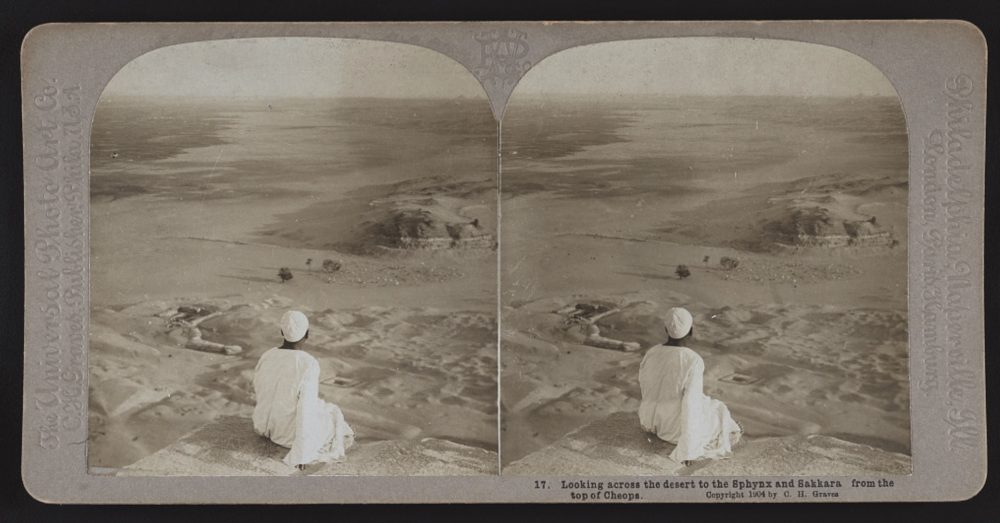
(638, 343, 742, 463)
(252, 347, 321, 448)
(638, 344, 704, 443)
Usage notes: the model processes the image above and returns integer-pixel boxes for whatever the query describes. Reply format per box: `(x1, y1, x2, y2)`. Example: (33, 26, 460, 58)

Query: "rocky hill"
(112, 416, 497, 476)
(503, 412, 910, 476)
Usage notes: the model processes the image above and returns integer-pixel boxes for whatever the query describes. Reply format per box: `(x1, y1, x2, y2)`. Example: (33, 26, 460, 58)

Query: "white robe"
(252, 348, 354, 467)
(638, 344, 741, 463)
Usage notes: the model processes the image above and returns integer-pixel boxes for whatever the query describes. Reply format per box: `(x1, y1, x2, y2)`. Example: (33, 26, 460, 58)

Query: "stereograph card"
(20, 21, 986, 503)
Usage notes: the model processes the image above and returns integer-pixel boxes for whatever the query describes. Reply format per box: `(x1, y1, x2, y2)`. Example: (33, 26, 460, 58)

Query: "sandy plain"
(89, 97, 499, 474)
(88, 93, 911, 477)
(499, 96, 910, 472)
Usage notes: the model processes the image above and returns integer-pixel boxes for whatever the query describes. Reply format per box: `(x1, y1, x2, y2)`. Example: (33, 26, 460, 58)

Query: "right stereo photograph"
(499, 37, 910, 477)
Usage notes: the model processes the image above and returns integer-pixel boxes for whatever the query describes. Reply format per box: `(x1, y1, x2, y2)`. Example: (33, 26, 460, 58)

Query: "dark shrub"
(322, 259, 342, 273)
(720, 256, 740, 270)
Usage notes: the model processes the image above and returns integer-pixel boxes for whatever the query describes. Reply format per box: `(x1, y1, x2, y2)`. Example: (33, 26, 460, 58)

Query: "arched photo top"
(499, 36, 911, 477)
(508, 37, 902, 112)
(87, 36, 500, 477)
(98, 37, 491, 103)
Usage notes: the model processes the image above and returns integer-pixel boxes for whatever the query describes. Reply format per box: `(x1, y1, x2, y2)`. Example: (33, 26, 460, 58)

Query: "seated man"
(253, 310, 354, 468)
(638, 307, 742, 465)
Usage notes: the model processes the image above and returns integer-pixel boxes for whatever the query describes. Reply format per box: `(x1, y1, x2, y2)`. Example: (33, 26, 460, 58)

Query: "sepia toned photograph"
(500, 38, 911, 476)
(19, 20, 989, 504)
(87, 38, 499, 476)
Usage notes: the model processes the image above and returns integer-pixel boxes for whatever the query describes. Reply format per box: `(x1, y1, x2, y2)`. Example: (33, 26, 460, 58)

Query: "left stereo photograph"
(87, 37, 500, 477)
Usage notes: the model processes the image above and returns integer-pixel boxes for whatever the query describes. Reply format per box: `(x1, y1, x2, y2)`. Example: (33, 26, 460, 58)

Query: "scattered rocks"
(557, 301, 642, 352)
(166, 304, 243, 355)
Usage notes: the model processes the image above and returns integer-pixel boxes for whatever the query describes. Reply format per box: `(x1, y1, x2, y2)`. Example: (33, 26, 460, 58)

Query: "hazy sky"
(515, 37, 898, 97)
(103, 36, 897, 100)
(103, 38, 488, 99)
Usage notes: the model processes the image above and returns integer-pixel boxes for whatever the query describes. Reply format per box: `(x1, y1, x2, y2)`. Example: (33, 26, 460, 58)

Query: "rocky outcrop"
(166, 304, 243, 355)
(115, 416, 497, 476)
(504, 412, 911, 476)
(374, 208, 494, 250)
(557, 303, 642, 352)
(504, 412, 685, 476)
(764, 206, 896, 250)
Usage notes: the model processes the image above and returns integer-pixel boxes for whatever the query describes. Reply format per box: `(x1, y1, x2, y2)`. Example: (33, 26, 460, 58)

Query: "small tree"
(720, 256, 740, 270)
(675, 265, 691, 279)
(278, 267, 293, 283)
(322, 259, 342, 273)
(306, 258, 313, 272)
(703, 255, 710, 264)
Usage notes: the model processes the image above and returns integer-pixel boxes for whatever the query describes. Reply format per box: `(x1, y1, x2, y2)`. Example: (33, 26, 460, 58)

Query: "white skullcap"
(664, 307, 693, 339)
(280, 310, 309, 343)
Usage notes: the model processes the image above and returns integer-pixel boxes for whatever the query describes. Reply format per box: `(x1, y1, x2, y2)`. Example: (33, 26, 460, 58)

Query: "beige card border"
(21, 20, 987, 503)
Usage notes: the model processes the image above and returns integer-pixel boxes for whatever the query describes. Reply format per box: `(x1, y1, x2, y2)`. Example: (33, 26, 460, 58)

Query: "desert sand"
(89, 97, 499, 475)
(89, 93, 911, 476)
(500, 96, 910, 472)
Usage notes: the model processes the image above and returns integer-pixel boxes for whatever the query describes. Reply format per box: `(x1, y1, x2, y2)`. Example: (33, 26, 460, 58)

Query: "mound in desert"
(356, 178, 496, 253)
(761, 202, 896, 251)
(654, 170, 906, 258)
(369, 206, 494, 250)
(255, 176, 497, 256)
